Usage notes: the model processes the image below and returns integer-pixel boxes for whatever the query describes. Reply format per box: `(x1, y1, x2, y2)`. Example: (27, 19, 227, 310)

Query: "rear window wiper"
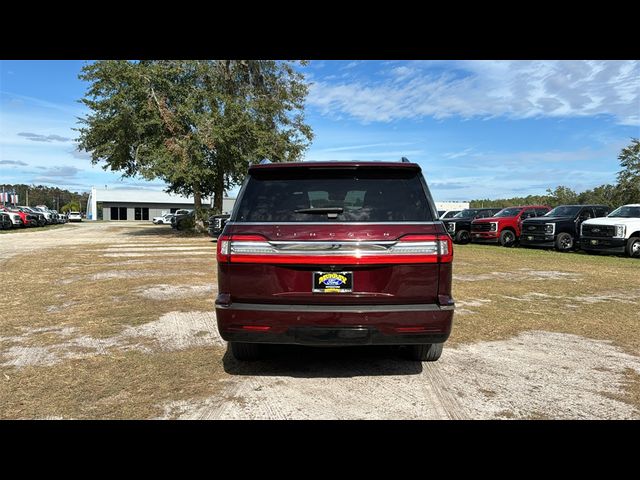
(294, 207, 344, 214)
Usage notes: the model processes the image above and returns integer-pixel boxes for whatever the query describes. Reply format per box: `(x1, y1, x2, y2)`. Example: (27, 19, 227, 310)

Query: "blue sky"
(1, 60, 638, 201)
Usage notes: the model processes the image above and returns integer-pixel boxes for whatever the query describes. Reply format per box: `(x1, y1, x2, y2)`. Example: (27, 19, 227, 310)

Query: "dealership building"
(86, 187, 236, 221)
(434, 201, 470, 212)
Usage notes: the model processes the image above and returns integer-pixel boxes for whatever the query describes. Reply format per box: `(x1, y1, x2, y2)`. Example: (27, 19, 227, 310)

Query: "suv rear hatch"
(217, 162, 451, 306)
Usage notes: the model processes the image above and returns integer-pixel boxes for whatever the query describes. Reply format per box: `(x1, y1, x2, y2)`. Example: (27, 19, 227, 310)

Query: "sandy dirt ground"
(1, 222, 639, 419)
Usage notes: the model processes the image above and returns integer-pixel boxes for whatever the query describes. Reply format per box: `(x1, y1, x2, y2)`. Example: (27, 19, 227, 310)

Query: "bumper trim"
(222, 327, 450, 346)
(216, 301, 454, 313)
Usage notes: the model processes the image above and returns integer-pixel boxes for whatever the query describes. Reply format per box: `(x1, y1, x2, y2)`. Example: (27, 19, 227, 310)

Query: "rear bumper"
(580, 237, 626, 253)
(215, 301, 454, 346)
(471, 231, 499, 243)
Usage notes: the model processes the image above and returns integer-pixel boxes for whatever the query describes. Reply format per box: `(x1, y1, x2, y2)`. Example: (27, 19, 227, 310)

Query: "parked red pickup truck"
(470, 205, 551, 247)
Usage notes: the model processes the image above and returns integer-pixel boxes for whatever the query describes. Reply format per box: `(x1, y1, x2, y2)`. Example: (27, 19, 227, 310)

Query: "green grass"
(1, 231, 638, 418)
(451, 243, 640, 352)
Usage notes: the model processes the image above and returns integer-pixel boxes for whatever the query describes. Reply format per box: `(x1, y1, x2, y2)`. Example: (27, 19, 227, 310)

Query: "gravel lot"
(1, 222, 638, 419)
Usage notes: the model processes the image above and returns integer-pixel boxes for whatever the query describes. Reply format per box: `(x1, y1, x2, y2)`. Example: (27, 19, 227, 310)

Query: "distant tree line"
(471, 139, 640, 209)
(0, 184, 89, 212)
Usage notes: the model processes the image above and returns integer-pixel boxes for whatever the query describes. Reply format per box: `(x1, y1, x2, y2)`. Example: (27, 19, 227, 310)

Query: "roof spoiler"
(257, 158, 411, 165)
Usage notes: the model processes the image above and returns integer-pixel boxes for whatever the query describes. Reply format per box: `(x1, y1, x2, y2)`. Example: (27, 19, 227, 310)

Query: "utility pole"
(26, 187, 29, 206)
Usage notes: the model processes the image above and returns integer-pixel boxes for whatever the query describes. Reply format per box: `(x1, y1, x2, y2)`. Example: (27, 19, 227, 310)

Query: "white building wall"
(222, 197, 236, 214)
(435, 201, 469, 211)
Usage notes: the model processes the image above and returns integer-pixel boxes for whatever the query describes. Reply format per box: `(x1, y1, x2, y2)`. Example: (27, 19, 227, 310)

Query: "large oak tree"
(616, 138, 640, 204)
(77, 60, 313, 215)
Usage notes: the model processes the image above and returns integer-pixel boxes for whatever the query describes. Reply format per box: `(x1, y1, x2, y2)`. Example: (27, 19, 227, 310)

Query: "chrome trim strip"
(268, 240, 397, 252)
(269, 240, 398, 246)
(224, 221, 443, 226)
(216, 302, 455, 312)
(229, 239, 441, 255)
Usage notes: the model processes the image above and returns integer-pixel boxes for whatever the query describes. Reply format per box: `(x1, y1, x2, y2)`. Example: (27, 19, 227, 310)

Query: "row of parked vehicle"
(0, 205, 82, 230)
(440, 203, 640, 258)
(152, 209, 230, 238)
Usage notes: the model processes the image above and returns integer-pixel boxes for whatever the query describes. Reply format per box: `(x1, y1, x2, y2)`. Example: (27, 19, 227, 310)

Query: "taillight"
(217, 234, 453, 264)
(394, 235, 453, 263)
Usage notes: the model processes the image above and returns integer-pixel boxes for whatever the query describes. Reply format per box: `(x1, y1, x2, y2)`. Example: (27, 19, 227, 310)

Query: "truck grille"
(582, 224, 615, 237)
(471, 223, 492, 232)
(523, 223, 545, 234)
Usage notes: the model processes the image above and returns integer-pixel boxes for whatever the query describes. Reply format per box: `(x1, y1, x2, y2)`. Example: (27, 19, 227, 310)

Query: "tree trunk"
(214, 164, 224, 214)
(193, 189, 206, 233)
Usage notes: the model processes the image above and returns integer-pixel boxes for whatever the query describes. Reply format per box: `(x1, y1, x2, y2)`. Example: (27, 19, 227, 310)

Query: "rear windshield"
(234, 169, 434, 222)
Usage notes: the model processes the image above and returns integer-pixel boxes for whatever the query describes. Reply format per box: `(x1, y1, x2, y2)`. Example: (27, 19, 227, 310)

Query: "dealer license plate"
(313, 271, 353, 293)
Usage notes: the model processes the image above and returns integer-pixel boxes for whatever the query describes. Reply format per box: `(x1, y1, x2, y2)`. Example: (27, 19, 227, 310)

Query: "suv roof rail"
(401, 157, 410, 163)
(259, 159, 272, 165)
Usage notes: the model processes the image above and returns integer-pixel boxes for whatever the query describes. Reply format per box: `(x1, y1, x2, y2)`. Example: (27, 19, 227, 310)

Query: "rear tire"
(455, 230, 470, 244)
(500, 229, 516, 247)
(407, 343, 443, 362)
(230, 342, 262, 361)
(555, 232, 574, 252)
(627, 237, 640, 258)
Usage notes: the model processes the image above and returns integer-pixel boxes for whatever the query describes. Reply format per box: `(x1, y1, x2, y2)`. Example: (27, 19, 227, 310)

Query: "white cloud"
(426, 143, 625, 201)
(443, 148, 474, 159)
(36, 166, 82, 180)
(389, 66, 417, 81)
(317, 142, 416, 152)
(308, 60, 640, 126)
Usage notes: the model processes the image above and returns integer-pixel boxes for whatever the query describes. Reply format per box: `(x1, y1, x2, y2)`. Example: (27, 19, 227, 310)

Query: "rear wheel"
(627, 237, 640, 258)
(455, 230, 470, 244)
(407, 343, 443, 362)
(555, 232, 574, 252)
(499, 229, 516, 247)
(230, 342, 263, 361)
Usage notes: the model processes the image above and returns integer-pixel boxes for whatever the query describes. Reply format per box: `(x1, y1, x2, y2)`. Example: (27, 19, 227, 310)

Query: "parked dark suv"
(443, 208, 502, 244)
(519, 204, 610, 252)
(208, 214, 230, 239)
(216, 160, 455, 362)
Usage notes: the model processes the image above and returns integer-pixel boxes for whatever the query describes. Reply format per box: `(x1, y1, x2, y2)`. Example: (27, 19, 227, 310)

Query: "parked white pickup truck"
(580, 204, 640, 257)
(152, 213, 174, 225)
(33, 206, 55, 224)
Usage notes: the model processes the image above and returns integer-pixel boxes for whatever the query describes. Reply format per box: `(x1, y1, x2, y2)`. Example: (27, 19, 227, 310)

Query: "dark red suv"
(215, 160, 455, 362)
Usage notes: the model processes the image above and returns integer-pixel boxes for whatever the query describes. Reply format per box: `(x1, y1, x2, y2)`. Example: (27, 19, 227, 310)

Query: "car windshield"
(453, 209, 480, 218)
(544, 206, 581, 217)
(443, 211, 460, 218)
(494, 207, 523, 218)
(235, 168, 433, 223)
(608, 206, 640, 218)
